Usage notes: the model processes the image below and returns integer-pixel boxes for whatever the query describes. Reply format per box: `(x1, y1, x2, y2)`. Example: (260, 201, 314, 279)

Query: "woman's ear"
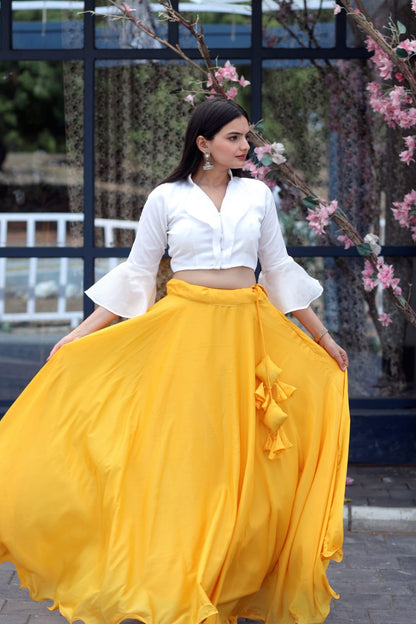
(196, 135, 209, 154)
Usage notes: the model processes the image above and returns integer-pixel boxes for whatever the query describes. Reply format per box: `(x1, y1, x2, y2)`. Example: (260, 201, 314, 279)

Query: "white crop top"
(85, 174, 323, 317)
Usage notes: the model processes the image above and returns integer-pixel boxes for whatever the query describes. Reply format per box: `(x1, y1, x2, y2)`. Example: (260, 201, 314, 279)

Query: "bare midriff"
(173, 267, 256, 289)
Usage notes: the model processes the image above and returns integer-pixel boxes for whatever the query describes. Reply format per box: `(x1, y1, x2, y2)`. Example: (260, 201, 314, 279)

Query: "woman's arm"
(292, 306, 349, 372)
(48, 306, 118, 360)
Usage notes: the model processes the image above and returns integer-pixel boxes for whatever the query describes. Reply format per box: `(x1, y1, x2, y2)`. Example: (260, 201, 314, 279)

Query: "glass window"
(0, 256, 83, 400)
(94, 59, 201, 246)
(291, 255, 416, 399)
(95, 0, 165, 49)
(262, 60, 332, 246)
(179, 3, 252, 49)
(95, 1, 252, 50)
(12, 0, 84, 49)
(262, 0, 335, 49)
(0, 60, 84, 246)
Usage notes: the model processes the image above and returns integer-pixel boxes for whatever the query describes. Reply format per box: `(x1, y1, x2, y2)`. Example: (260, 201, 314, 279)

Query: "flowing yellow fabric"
(0, 279, 349, 624)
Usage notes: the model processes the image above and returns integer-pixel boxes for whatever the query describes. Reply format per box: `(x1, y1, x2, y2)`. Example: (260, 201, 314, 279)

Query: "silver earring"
(202, 151, 214, 170)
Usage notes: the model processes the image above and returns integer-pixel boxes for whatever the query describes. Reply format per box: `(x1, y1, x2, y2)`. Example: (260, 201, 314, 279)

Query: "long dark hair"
(161, 98, 249, 184)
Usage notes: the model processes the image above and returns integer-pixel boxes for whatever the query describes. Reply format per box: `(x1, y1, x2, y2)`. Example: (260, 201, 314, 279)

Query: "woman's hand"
(48, 331, 80, 360)
(47, 306, 119, 361)
(318, 332, 349, 371)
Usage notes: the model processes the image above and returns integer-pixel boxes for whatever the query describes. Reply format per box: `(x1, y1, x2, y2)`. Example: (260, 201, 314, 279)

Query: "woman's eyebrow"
(225, 130, 249, 136)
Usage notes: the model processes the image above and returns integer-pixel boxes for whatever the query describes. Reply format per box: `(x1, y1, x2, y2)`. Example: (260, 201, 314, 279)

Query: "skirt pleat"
(0, 279, 349, 624)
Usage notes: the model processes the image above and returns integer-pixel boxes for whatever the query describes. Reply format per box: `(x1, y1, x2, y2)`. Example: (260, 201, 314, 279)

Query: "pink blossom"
(395, 72, 405, 83)
(377, 260, 395, 288)
(346, 476, 355, 486)
(375, 258, 402, 295)
(242, 160, 272, 183)
(333, 2, 341, 15)
(306, 200, 338, 235)
(242, 160, 258, 176)
(392, 189, 416, 240)
(238, 75, 250, 87)
(206, 74, 215, 88)
(367, 82, 416, 129)
(337, 234, 355, 249)
(225, 87, 239, 100)
(254, 144, 272, 160)
(184, 94, 194, 106)
(208, 62, 250, 94)
(378, 312, 392, 327)
(390, 86, 410, 109)
(215, 61, 239, 84)
(222, 60, 239, 81)
(366, 37, 393, 79)
(412, 0, 416, 15)
(256, 165, 271, 181)
(362, 260, 377, 291)
(396, 39, 416, 55)
(399, 135, 415, 165)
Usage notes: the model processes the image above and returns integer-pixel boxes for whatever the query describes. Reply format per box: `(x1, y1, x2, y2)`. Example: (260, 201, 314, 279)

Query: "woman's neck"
(192, 166, 230, 188)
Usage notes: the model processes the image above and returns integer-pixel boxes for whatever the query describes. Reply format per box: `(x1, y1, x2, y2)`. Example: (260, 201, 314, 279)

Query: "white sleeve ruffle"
(85, 262, 158, 318)
(258, 257, 323, 314)
(85, 187, 168, 318)
(258, 187, 323, 314)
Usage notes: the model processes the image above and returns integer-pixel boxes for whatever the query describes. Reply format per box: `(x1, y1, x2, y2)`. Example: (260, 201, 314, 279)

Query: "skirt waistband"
(166, 278, 269, 305)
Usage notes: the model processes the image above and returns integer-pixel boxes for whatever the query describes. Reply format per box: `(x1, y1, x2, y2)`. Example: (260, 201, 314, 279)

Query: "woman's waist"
(172, 267, 256, 290)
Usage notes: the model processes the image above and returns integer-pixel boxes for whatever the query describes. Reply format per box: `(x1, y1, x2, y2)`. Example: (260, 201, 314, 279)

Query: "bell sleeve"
(85, 188, 168, 318)
(258, 188, 323, 314)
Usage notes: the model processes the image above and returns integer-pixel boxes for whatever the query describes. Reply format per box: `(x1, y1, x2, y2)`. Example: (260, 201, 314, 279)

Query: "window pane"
(0, 60, 84, 246)
(262, 60, 332, 246)
(94, 60, 201, 247)
(12, 0, 84, 49)
(179, 4, 252, 48)
(292, 255, 416, 399)
(94, 2, 252, 49)
(95, 0, 164, 49)
(0, 256, 83, 400)
(262, 0, 335, 48)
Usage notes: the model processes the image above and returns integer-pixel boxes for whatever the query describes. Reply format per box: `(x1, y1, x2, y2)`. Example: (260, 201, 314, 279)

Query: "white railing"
(0, 212, 138, 328)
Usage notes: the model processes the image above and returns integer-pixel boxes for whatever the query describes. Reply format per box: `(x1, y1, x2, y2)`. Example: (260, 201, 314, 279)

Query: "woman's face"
(201, 115, 250, 170)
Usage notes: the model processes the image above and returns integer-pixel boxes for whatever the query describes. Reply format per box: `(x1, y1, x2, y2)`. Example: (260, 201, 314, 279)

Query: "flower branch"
(341, 0, 416, 99)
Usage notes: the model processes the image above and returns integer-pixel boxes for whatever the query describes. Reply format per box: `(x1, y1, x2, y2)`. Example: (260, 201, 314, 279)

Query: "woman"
(0, 98, 349, 624)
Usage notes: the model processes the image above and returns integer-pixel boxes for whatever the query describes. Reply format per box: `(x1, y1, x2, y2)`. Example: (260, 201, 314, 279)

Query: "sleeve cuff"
(85, 261, 156, 318)
(258, 258, 323, 314)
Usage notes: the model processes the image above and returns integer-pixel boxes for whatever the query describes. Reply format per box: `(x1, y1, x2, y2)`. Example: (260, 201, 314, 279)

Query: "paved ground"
(1, 465, 415, 623)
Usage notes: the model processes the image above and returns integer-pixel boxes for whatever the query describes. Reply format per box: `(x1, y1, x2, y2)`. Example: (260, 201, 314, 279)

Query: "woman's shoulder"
(148, 179, 190, 199)
(144, 179, 190, 208)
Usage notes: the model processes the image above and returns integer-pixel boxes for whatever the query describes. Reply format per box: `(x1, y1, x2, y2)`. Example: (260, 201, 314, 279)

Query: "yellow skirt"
(0, 279, 349, 624)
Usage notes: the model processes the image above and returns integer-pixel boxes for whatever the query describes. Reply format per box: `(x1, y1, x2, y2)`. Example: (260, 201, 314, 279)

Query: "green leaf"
(260, 153, 273, 166)
(397, 21, 406, 34)
(396, 47, 409, 58)
(356, 242, 373, 257)
(396, 295, 407, 307)
(409, 207, 416, 217)
(302, 196, 319, 210)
